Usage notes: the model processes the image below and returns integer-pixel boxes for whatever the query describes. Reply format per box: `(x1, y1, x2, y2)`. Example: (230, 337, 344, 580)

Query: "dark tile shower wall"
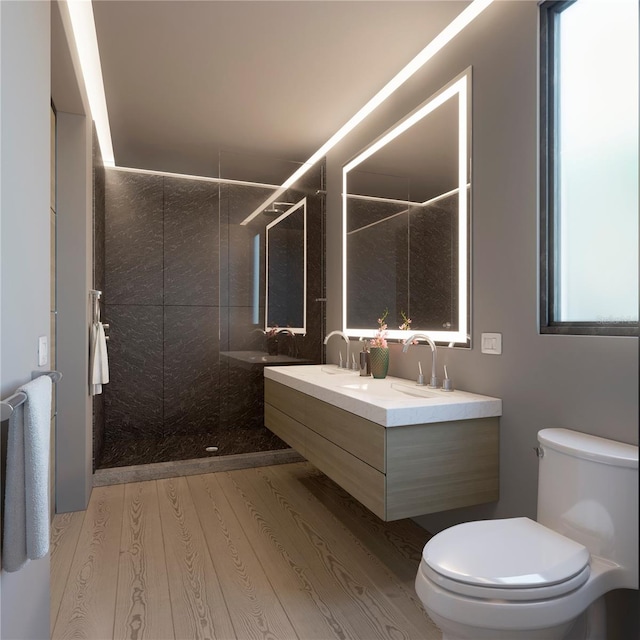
(99, 166, 324, 467)
(408, 195, 459, 331)
(347, 192, 458, 332)
(103, 172, 219, 449)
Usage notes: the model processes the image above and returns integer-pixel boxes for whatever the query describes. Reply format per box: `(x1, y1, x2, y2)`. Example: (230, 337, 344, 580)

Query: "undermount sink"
(339, 381, 439, 399)
(390, 382, 440, 398)
(320, 365, 358, 375)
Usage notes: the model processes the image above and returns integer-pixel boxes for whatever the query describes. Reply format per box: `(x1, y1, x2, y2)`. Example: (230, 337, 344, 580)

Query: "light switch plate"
(38, 335, 48, 366)
(481, 332, 502, 355)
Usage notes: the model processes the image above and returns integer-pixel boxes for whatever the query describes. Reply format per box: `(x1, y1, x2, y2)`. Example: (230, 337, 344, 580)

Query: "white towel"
(90, 321, 109, 395)
(3, 374, 52, 572)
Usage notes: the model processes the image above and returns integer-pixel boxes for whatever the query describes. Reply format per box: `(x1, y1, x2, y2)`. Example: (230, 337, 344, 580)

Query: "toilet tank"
(537, 428, 638, 587)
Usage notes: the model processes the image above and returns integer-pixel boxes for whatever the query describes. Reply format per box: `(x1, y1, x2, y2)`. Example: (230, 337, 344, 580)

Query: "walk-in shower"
(92, 153, 325, 470)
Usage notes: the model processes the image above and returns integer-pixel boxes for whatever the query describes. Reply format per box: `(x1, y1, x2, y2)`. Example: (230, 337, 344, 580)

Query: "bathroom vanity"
(264, 365, 502, 521)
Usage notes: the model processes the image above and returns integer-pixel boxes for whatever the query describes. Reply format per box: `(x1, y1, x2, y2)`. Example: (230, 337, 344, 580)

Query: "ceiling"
(77, 1, 469, 181)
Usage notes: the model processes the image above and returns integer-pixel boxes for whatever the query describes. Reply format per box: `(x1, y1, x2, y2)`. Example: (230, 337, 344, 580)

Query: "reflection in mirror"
(343, 68, 471, 345)
(265, 198, 307, 334)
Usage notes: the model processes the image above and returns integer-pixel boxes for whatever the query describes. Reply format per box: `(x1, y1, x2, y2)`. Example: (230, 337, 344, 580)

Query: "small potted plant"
(369, 309, 390, 379)
(399, 310, 412, 332)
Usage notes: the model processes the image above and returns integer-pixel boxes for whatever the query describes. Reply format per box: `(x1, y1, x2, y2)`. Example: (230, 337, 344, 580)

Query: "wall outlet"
(38, 335, 48, 366)
(481, 332, 502, 355)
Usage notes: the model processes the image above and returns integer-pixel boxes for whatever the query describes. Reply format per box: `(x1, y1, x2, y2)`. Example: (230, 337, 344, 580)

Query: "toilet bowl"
(414, 429, 638, 640)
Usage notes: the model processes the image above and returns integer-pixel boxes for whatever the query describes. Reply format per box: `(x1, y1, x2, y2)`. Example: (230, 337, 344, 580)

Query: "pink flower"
(370, 309, 389, 348)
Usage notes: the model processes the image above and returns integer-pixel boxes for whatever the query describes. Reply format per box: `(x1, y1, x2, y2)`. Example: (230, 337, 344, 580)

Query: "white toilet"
(415, 428, 638, 639)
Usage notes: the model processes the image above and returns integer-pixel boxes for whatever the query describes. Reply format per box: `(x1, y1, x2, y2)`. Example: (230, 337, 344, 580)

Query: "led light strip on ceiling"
(67, 0, 493, 219)
(66, 0, 115, 166)
(239, 0, 493, 225)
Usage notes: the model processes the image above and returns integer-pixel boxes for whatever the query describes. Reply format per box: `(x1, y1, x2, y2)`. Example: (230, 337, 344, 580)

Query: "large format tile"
(347, 210, 408, 329)
(408, 201, 457, 330)
(219, 359, 265, 431)
(219, 182, 274, 307)
(164, 177, 219, 306)
(105, 170, 163, 305)
(104, 305, 164, 439)
(164, 306, 220, 436)
(301, 190, 324, 363)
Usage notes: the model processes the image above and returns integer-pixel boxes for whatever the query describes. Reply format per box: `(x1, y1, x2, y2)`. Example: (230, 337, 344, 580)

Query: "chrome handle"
(533, 446, 544, 458)
(102, 323, 110, 330)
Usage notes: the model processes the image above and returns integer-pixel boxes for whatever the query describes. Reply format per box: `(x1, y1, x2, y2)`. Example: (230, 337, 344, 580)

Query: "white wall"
(325, 3, 638, 636)
(51, 0, 95, 514)
(0, 1, 52, 638)
(55, 111, 93, 513)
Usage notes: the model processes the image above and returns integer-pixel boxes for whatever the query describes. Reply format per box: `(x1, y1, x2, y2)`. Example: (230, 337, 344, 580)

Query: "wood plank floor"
(51, 462, 441, 640)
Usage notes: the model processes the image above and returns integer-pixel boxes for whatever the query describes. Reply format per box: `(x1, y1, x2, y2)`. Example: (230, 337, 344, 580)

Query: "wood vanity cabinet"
(265, 378, 499, 521)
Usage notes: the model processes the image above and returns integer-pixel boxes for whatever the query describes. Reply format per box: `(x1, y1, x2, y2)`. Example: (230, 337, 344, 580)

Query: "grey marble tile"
(408, 200, 457, 330)
(105, 169, 163, 305)
(104, 305, 164, 439)
(164, 306, 220, 436)
(219, 361, 265, 431)
(219, 183, 274, 306)
(303, 191, 325, 363)
(94, 166, 106, 292)
(226, 224, 261, 307)
(226, 306, 267, 351)
(164, 177, 219, 306)
(347, 210, 408, 329)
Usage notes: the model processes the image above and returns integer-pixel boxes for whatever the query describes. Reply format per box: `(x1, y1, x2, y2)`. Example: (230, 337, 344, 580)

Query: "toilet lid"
(423, 517, 590, 589)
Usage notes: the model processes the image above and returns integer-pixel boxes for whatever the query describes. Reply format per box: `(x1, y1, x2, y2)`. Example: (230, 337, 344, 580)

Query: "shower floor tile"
(97, 426, 288, 469)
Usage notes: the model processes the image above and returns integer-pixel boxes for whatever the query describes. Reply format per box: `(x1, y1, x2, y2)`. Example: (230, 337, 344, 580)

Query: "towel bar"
(0, 371, 63, 421)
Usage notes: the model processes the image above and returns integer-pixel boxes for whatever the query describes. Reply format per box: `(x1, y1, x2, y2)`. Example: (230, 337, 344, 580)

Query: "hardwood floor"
(51, 462, 441, 640)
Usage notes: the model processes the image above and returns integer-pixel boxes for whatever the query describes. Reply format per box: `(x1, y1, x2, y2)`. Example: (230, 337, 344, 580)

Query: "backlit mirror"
(265, 197, 307, 334)
(343, 69, 471, 345)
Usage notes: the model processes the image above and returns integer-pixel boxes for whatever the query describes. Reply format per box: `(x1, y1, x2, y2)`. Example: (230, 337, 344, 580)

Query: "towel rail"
(0, 371, 63, 421)
(90, 289, 101, 325)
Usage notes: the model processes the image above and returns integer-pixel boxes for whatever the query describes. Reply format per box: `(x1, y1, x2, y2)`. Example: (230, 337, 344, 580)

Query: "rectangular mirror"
(265, 197, 307, 334)
(343, 68, 471, 345)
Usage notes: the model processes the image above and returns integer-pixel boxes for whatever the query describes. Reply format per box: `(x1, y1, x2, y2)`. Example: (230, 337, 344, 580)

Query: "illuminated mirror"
(265, 197, 307, 334)
(342, 69, 471, 345)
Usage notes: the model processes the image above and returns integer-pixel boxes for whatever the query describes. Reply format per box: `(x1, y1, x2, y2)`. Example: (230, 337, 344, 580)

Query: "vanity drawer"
(303, 398, 385, 472)
(265, 378, 308, 424)
(265, 398, 386, 519)
(265, 403, 307, 455)
(303, 421, 386, 520)
(265, 379, 386, 472)
(385, 418, 500, 520)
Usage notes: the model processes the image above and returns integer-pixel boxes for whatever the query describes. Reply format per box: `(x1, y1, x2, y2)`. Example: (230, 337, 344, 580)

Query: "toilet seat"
(422, 517, 590, 602)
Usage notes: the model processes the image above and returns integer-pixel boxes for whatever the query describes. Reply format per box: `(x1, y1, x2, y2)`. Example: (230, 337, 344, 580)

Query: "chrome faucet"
(323, 330, 350, 368)
(402, 333, 438, 388)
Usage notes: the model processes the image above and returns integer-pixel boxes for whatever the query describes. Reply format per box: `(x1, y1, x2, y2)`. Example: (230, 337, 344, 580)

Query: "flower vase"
(369, 347, 389, 379)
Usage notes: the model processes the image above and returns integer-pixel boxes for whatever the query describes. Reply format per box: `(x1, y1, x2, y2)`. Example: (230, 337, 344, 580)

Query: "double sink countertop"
(264, 364, 502, 427)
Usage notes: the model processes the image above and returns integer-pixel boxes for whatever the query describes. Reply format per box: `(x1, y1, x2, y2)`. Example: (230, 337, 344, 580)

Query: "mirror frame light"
(342, 68, 471, 344)
(265, 197, 307, 335)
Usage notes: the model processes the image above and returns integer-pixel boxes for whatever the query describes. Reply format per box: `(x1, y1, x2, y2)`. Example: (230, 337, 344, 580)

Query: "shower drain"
(205, 446, 219, 453)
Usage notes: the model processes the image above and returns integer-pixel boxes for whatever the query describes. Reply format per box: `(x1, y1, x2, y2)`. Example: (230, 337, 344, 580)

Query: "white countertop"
(264, 364, 502, 427)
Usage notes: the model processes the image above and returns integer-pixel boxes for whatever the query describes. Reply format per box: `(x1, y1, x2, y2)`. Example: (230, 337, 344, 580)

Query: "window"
(540, 0, 638, 336)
